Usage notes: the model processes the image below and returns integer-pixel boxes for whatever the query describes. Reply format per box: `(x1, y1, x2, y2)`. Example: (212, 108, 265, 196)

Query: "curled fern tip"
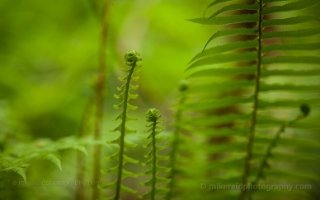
(300, 104, 310, 117)
(146, 108, 161, 122)
(125, 49, 142, 66)
(178, 80, 189, 92)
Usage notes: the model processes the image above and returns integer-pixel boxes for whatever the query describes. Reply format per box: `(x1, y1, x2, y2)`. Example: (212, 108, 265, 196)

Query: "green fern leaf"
(43, 153, 62, 171)
(263, 27, 320, 38)
(202, 28, 257, 51)
(263, 0, 320, 15)
(263, 15, 320, 26)
(188, 14, 258, 25)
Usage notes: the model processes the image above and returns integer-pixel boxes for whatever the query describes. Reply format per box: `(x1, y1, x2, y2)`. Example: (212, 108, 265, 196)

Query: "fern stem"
(150, 120, 157, 200)
(114, 63, 136, 200)
(240, 1, 263, 199)
(167, 88, 187, 199)
(250, 107, 309, 197)
(92, 2, 109, 200)
(253, 124, 284, 186)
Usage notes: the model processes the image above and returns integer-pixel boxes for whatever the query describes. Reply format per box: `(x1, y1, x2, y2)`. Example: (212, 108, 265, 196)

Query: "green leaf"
(122, 169, 139, 179)
(3, 167, 27, 181)
(265, 169, 320, 183)
(258, 98, 320, 109)
(123, 155, 139, 164)
(263, 56, 320, 64)
(260, 83, 320, 92)
(185, 113, 251, 126)
(188, 14, 258, 25)
(262, 68, 320, 76)
(186, 79, 254, 94)
(264, 0, 290, 2)
(263, 15, 320, 27)
(202, 28, 257, 49)
(102, 164, 119, 173)
(263, 27, 320, 38)
(263, 43, 320, 52)
(205, 0, 233, 11)
(263, 0, 320, 15)
(208, 3, 259, 20)
(188, 127, 248, 137)
(192, 40, 257, 61)
(72, 145, 88, 156)
(187, 52, 257, 70)
(43, 153, 62, 171)
(121, 184, 137, 194)
(187, 66, 256, 78)
(181, 96, 253, 111)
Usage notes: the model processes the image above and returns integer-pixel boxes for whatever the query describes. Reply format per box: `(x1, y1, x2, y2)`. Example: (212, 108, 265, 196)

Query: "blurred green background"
(0, 1, 212, 198)
(0, 0, 212, 141)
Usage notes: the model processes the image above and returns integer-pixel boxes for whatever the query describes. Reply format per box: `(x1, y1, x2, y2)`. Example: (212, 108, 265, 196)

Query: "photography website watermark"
(13, 180, 100, 187)
(200, 182, 312, 192)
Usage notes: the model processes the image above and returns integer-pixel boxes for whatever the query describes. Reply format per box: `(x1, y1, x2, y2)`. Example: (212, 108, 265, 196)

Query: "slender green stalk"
(167, 80, 189, 200)
(92, 2, 109, 200)
(115, 67, 134, 200)
(114, 50, 141, 200)
(150, 119, 157, 200)
(249, 105, 310, 198)
(140, 108, 168, 199)
(240, 1, 263, 199)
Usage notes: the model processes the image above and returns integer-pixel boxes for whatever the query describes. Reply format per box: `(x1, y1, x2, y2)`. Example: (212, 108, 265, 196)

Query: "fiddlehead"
(102, 49, 141, 200)
(249, 105, 311, 198)
(140, 108, 170, 200)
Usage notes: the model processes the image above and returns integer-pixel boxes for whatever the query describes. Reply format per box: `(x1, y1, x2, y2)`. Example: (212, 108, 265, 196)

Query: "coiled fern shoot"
(140, 108, 170, 200)
(103, 50, 142, 200)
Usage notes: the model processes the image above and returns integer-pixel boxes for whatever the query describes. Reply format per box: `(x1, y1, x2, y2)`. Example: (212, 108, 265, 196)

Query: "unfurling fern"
(103, 50, 142, 200)
(140, 108, 170, 200)
(182, 0, 320, 199)
(166, 80, 191, 200)
(250, 104, 311, 198)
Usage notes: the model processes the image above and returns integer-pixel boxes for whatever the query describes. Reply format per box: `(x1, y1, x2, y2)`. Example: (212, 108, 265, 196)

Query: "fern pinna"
(140, 108, 170, 200)
(103, 50, 141, 200)
(182, 0, 320, 199)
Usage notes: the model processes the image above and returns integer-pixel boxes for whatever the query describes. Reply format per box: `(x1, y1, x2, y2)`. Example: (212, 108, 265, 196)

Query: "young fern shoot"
(140, 108, 170, 200)
(250, 104, 311, 198)
(103, 50, 141, 200)
(167, 80, 189, 200)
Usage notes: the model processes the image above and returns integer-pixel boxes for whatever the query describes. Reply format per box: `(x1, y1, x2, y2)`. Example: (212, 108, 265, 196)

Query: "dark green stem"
(240, 1, 263, 199)
(114, 65, 136, 200)
(167, 95, 186, 199)
(253, 124, 284, 186)
(249, 112, 307, 198)
(151, 120, 157, 200)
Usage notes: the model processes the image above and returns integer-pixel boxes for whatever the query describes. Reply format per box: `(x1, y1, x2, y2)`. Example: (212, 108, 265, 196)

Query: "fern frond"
(139, 108, 170, 200)
(185, 0, 320, 199)
(43, 153, 62, 171)
(104, 49, 141, 200)
(0, 135, 93, 183)
(250, 105, 311, 198)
